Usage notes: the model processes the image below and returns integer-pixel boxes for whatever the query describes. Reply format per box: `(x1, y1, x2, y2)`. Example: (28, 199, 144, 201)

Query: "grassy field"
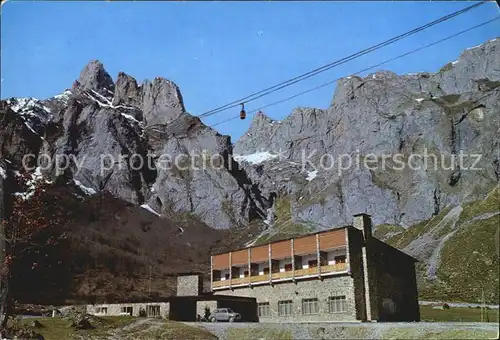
(204, 322, 499, 340)
(12, 312, 500, 340)
(381, 327, 498, 340)
(420, 305, 499, 322)
(380, 185, 500, 304)
(14, 316, 135, 340)
(15, 316, 215, 340)
(115, 319, 217, 340)
(227, 326, 293, 340)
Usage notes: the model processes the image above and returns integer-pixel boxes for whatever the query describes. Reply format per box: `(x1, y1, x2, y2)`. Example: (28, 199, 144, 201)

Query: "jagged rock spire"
(76, 60, 115, 95)
(141, 77, 185, 126)
(112, 71, 141, 108)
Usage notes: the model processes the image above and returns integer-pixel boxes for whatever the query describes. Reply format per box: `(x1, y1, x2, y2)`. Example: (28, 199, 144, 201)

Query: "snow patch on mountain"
(305, 170, 318, 181)
(8, 98, 34, 113)
(53, 90, 72, 103)
(74, 179, 97, 196)
(141, 204, 161, 217)
(6, 97, 54, 137)
(233, 151, 279, 165)
(121, 113, 140, 123)
(86, 90, 138, 111)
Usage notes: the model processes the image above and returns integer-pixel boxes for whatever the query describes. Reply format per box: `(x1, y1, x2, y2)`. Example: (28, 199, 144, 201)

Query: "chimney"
(176, 274, 203, 296)
(353, 213, 372, 242)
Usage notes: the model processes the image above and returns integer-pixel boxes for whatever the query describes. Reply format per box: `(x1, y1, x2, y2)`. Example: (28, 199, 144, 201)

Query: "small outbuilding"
(86, 273, 258, 322)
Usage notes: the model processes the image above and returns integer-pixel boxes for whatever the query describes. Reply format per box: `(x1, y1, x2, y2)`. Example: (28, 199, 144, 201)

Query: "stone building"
(211, 214, 420, 322)
(86, 273, 258, 321)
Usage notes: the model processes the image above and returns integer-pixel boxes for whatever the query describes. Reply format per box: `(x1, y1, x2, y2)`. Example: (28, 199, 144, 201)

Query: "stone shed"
(86, 273, 257, 321)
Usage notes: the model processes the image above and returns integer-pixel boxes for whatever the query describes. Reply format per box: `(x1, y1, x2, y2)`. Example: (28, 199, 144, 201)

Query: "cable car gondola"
(239, 103, 246, 120)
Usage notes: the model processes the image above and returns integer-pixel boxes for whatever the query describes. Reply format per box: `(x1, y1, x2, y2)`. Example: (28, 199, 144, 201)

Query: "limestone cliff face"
(0, 62, 268, 229)
(1, 39, 498, 232)
(234, 38, 500, 228)
(1, 39, 498, 304)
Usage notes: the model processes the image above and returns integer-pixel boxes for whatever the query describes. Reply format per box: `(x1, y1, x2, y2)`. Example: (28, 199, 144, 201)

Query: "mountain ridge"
(1, 37, 499, 304)
(1, 61, 271, 230)
(234, 37, 499, 228)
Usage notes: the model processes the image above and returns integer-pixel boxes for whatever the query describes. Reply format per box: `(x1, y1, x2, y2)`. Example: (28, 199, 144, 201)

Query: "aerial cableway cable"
(210, 16, 500, 128)
(198, 0, 488, 119)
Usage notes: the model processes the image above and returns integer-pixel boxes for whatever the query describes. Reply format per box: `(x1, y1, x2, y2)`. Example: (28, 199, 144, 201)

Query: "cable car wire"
(209, 16, 500, 128)
(198, 0, 488, 119)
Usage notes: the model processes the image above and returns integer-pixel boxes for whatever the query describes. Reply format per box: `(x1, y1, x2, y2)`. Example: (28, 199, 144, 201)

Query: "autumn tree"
(1, 171, 70, 332)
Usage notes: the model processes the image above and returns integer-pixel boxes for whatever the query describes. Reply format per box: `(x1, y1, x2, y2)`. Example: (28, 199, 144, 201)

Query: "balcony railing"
(271, 271, 293, 280)
(230, 277, 248, 285)
(250, 275, 268, 283)
(294, 267, 319, 277)
(320, 262, 347, 273)
(212, 263, 348, 289)
(212, 280, 229, 288)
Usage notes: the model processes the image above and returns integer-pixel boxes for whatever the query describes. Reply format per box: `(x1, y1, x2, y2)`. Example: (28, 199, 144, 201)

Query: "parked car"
(209, 308, 241, 322)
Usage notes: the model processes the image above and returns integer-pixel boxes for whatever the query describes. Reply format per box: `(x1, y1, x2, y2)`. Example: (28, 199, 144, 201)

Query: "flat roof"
(87, 294, 256, 305)
(211, 225, 349, 256)
(167, 272, 204, 277)
(212, 224, 419, 263)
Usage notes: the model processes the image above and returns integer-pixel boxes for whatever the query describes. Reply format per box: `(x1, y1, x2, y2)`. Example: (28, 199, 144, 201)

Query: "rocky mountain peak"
(75, 60, 115, 95)
(253, 110, 273, 122)
(0, 59, 270, 230)
(141, 77, 186, 126)
(1, 38, 498, 233)
(112, 71, 141, 108)
(234, 37, 500, 228)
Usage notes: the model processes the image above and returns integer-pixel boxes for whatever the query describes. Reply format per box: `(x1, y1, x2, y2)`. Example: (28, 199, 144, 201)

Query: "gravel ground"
(191, 321, 499, 340)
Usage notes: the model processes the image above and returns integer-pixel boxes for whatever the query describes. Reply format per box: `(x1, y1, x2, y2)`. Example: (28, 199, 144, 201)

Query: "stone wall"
(367, 238, 420, 322)
(177, 274, 203, 296)
(86, 302, 170, 318)
(214, 275, 358, 322)
(347, 227, 367, 321)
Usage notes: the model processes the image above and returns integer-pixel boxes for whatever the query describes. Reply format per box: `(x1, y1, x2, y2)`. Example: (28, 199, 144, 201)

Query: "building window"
(329, 296, 347, 313)
(335, 255, 346, 264)
(96, 307, 108, 315)
(147, 305, 161, 317)
(258, 302, 270, 317)
(284, 263, 293, 271)
(263, 267, 269, 275)
(278, 300, 293, 316)
(213, 271, 221, 281)
(308, 260, 318, 268)
(121, 306, 133, 316)
(302, 298, 319, 314)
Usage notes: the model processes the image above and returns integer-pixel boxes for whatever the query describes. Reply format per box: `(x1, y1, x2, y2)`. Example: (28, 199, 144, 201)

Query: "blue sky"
(1, 1, 499, 141)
